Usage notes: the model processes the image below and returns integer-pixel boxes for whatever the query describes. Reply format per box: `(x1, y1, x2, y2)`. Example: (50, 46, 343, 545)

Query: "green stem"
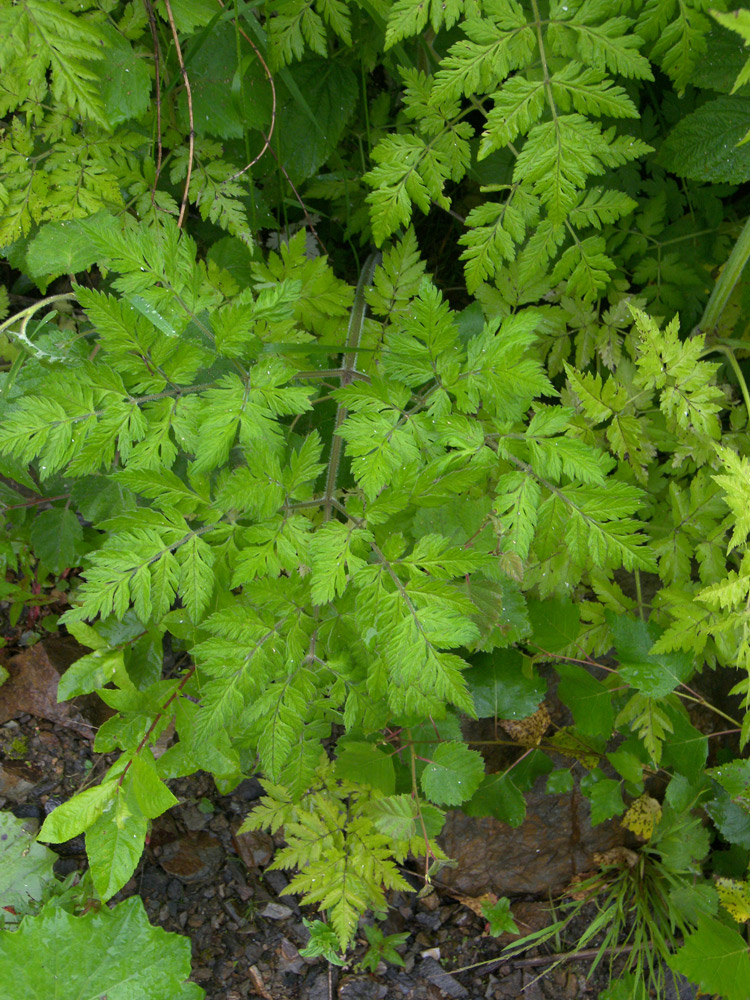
(698, 212, 750, 336)
(0, 293, 78, 397)
(701, 343, 750, 427)
(634, 569, 644, 621)
(322, 251, 380, 521)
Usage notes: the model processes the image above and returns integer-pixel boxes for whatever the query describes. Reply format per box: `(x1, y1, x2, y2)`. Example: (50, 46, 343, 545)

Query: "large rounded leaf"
(0, 813, 56, 924)
(0, 895, 204, 999)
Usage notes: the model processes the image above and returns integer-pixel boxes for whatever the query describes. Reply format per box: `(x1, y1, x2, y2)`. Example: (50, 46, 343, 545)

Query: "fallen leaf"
(500, 704, 551, 746)
(0, 643, 94, 737)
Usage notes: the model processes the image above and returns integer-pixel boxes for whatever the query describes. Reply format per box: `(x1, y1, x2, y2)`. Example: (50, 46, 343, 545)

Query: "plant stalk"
(698, 212, 750, 336)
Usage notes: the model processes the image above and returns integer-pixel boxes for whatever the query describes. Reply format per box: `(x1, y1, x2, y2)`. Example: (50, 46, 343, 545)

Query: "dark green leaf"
(661, 709, 708, 785)
(335, 742, 396, 795)
(464, 650, 545, 720)
(511, 749, 553, 791)
(658, 96, 750, 183)
(546, 769, 575, 794)
(528, 599, 580, 653)
(179, 24, 272, 138)
(556, 663, 614, 737)
(463, 772, 526, 826)
(706, 785, 750, 850)
(580, 772, 624, 824)
(29, 508, 84, 574)
(607, 613, 694, 697)
(276, 58, 357, 183)
(670, 917, 750, 1000)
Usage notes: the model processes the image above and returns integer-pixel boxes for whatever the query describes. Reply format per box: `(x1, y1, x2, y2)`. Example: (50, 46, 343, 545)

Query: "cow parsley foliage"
(3, 0, 750, 995)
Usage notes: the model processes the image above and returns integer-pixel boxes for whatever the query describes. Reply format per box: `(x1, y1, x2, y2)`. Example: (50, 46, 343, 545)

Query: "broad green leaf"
(661, 709, 708, 785)
(668, 884, 719, 924)
(670, 917, 750, 1000)
(86, 804, 148, 901)
(95, 25, 151, 126)
(179, 24, 271, 138)
(0, 895, 203, 999)
(464, 649, 545, 720)
(555, 663, 614, 737)
(29, 508, 84, 574)
(546, 769, 575, 794)
(510, 749, 553, 791)
(57, 648, 126, 700)
(463, 772, 526, 826)
(129, 753, 179, 819)
(26, 220, 99, 281)
(606, 748, 644, 784)
(39, 782, 118, 844)
(0, 813, 56, 924)
(708, 758, 750, 798)
(607, 613, 694, 697)
(580, 772, 624, 824)
(368, 794, 419, 841)
(420, 741, 485, 806)
(276, 58, 357, 183)
(334, 742, 396, 795)
(706, 786, 750, 850)
(658, 96, 750, 183)
(527, 599, 581, 653)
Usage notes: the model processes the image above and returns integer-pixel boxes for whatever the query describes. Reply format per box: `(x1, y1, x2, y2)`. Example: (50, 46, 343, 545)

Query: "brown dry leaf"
(593, 847, 639, 869)
(0, 642, 94, 737)
(446, 890, 498, 918)
(568, 848, 639, 901)
(500, 704, 551, 746)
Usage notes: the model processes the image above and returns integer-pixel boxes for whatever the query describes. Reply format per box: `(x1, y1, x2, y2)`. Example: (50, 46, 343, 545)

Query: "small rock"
(278, 937, 305, 974)
(158, 832, 223, 883)
(182, 804, 211, 831)
(419, 891, 441, 911)
(167, 878, 184, 901)
(338, 975, 388, 999)
(233, 827, 274, 868)
(261, 901, 293, 920)
(421, 947, 441, 960)
(234, 777, 264, 802)
(263, 869, 289, 895)
(37, 730, 61, 753)
(419, 956, 469, 998)
(0, 761, 42, 802)
(304, 970, 333, 1000)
